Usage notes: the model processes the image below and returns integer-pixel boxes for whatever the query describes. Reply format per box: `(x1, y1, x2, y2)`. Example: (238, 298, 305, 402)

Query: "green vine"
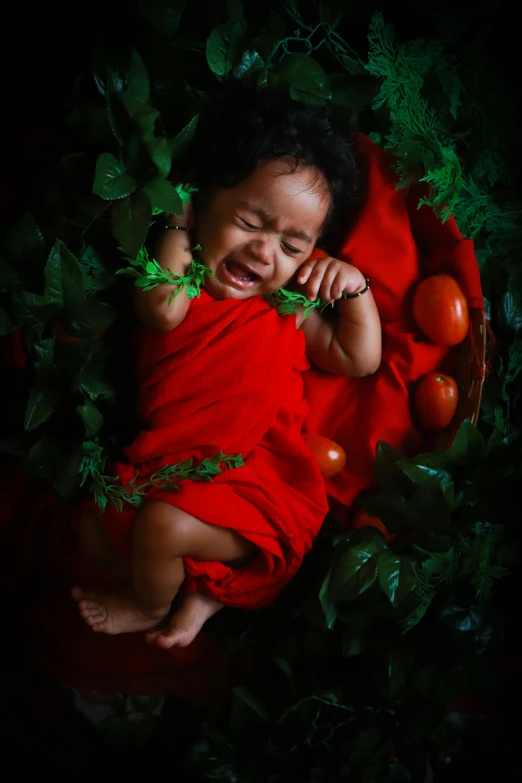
(79, 439, 244, 512)
(116, 246, 211, 303)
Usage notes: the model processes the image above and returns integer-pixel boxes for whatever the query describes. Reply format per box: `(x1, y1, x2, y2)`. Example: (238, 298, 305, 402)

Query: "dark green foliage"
(1, 1, 521, 780)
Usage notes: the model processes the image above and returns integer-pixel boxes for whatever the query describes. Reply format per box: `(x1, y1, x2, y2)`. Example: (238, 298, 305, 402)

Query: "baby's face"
(194, 157, 330, 300)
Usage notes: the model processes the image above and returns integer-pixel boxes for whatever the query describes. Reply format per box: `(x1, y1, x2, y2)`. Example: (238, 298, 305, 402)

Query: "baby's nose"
(247, 237, 272, 264)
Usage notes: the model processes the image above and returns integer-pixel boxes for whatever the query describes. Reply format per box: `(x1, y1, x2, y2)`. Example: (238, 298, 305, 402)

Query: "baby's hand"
(296, 256, 366, 303)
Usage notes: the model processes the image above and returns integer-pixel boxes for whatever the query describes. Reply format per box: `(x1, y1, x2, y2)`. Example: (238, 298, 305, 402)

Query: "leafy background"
(1, 0, 521, 779)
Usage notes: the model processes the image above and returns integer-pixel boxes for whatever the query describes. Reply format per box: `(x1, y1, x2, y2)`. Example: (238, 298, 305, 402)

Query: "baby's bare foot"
(145, 592, 223, 649)
(71, 586, 168, 635)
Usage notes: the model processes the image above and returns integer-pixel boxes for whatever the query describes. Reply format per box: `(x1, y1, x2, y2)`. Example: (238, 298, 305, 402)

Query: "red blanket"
(0, 133, 484, 694)
(86, 291, 328, 608)
(304, 133, 484, 521)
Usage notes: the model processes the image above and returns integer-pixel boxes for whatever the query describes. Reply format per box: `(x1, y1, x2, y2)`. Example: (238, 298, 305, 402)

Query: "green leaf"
(77, 401, 104, 437)
(170, 115, 199, 159)
(438, 604, 482, 632)
(112, 191, 152, 258)
(232, 50, 265, 80)
(43, 243, 64, 306)
(377, 552, 416, 607)
(329, 538, 382, 601)
(25, 436, 56, 479)
(278, 54, 331, 101)
(449, 419, 487, 462)
(54, 445, 85, 497)
(2, 212, 45, 263)
(24, 385, 59, 431)
(145, 135, 171, 177)
(62, 299, 116, 338)
(120, 93, 160, 134)
(0, 307, 16, 337)
(144, 179, 184, 213)
(11, 291, 61, 332)
(138, 0, 186, 36)
(55, 241, 87, 306)
(398, 461, 454, 505)
(127, 49, 150, 103)
(206, 20, 247, 76)
(93, 153, 137, 200)
(31, 336, 55, 369)
(231, 687, 270, 723)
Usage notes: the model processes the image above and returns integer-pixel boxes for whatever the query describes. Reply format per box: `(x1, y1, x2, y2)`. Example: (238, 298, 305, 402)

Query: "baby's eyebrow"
(238, 201, 313, 244)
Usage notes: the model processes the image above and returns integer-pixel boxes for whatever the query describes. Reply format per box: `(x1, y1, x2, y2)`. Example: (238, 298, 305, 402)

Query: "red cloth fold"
(0, 132, 484, 693)
(88, 290, 328, 609)
(303, 134, 483, 520)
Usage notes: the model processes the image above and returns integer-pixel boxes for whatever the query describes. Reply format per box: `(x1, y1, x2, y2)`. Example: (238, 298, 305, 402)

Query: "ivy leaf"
(328, 538, 383, 601)
(77, 401, 104, 437)
(127, 49, 150, 103)
(24, 384, 59, 431)
(112, 191, 152, 259)
(278, 54, 331, 102)
(1, 212, 44, 263)
(398, 461, 454, 505)
(11, 291, 61, 333)
(54, 445, 85, 497)
(120, 93, 160, 135)
(49, 240, 86, 306)
(31, 336, 55, 370)
(232, 50, 265, 80)
(206, 20, 247, 77)
(93, 153, 137, 200)
(170, 115, 199, 159)
(138, 0, 186, 36)
(377, 551, 416, 607)
(43, 243, 64, 306)
(449, 419, 487, 463)
(144, 179, 184, 214)
(145, 135, 172, 178)
(0, 307, 16, 337)
(62, 299, 116, 338)
(25, 436, 57, 479)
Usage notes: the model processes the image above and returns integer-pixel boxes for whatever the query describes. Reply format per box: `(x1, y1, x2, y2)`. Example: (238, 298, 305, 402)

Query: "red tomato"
(413, 372, 459, 431)
(413, 274, 469, 346)
(303, 434, 346, 478)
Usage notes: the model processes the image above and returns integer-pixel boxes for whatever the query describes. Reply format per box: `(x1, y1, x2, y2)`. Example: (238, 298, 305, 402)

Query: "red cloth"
(0, 133, 484, 693)
(84, 290, 328, 608)
(303, 133, 483, 521)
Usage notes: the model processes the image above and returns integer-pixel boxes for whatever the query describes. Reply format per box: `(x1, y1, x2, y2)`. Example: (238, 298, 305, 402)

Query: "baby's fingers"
(297, 261, 317, 286)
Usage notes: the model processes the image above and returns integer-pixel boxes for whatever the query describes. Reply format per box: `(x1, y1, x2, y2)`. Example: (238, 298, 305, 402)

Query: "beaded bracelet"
(165, 225, 189, 231)
(341, 277, 370, 299)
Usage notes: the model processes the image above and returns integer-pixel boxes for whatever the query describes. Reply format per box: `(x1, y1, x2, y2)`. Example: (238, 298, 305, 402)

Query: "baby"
(72, 85, 381, 648)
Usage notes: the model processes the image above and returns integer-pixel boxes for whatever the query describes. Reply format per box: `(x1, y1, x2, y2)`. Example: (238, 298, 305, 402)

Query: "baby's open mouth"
(224, 260, 261, 283)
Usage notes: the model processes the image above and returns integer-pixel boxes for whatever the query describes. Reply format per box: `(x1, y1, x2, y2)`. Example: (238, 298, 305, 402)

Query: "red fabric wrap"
(87, 290, 328, 608)
(0, 133, 484, 693)
(303, 133, 483, 520)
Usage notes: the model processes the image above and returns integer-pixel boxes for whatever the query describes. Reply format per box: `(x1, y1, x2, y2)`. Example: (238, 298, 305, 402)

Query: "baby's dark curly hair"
(187, 82, 361, 253)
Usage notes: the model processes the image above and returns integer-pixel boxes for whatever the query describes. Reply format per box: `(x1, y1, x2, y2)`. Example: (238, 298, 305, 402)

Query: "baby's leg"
(73, 500, 256, 637)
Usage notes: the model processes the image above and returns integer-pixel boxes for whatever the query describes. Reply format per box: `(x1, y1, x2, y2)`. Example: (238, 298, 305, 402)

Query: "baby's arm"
(296, 256, 382, 377)
(133, 215, 193, 333)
